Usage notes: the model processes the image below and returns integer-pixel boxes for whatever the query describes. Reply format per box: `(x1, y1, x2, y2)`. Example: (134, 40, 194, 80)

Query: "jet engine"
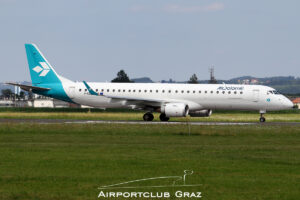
(189, 109, 212, 117)
(161, 103, 189, 117)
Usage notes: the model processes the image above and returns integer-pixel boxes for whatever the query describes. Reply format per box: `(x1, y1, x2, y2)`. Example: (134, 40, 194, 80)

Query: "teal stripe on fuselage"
(83, 81, 99, 96)
(32, 83, 74, 103)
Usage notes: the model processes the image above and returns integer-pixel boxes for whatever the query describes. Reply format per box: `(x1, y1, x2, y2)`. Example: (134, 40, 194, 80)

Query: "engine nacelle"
(189, 109, 212, 117)
(161, 103, 189, 117)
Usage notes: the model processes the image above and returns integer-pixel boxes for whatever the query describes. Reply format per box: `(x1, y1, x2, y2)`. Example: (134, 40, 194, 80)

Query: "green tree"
(111, 70, 133, 83)
(19, 91, 25, 99)
(1, 89, 13, 98)
(188, 74, 198, 84)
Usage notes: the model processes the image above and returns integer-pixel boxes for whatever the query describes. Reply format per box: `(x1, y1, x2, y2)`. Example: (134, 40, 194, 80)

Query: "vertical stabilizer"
(25, 44, 61, 85)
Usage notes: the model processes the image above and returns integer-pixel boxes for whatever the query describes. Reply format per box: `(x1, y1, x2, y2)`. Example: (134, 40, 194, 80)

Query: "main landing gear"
(259, 112, 266, 123)
(143, 112, 154, 121)
(159, 113, 170, 122)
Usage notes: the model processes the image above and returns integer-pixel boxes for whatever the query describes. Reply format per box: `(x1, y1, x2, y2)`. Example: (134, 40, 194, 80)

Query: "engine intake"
(161, 103, 189, 117)
(189, 109, 212, 117)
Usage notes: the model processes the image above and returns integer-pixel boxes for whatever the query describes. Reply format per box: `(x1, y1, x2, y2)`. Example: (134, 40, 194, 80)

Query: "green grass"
(0, 123, 299, 200)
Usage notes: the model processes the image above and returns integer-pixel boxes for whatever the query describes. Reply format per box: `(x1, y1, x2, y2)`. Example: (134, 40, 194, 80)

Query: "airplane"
(7, 44, 294, 122)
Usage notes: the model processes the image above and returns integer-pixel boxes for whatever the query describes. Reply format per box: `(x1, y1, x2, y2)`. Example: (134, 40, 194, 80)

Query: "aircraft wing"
(104, 95, 164, 108)
(5, 82, 50, 91)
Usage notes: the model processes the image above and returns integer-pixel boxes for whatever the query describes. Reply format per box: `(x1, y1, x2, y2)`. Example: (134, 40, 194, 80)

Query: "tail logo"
(33, 62, 50, 77)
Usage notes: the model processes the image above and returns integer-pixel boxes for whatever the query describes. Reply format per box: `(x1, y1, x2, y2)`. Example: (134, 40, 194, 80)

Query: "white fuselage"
(62, 82, 293, 112)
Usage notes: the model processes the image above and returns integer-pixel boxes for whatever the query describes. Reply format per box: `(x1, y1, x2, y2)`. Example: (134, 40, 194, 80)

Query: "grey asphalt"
(0, 118, 300, 126)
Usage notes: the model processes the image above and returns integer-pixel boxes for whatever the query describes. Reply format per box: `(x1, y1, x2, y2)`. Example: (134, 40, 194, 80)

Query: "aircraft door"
(68, 86, 76, 99)
(253, 89, 259, 102)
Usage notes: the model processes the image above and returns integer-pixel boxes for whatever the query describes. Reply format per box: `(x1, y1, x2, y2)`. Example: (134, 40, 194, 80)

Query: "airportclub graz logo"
(33, 62, 50, 77)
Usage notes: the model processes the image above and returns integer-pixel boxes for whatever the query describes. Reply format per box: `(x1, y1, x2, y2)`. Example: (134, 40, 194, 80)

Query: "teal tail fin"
(24, 44, 74, 103)
(25, 44, 61, 85)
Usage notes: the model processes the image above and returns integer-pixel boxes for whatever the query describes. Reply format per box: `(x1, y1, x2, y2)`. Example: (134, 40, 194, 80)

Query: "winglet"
(83, 81, 98, 96)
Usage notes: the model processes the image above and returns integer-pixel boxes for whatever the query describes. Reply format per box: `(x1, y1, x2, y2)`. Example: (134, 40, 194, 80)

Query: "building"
(0, 95, 70, 108)
(292, 98, 300, 109)
(0, 100, 14, 107)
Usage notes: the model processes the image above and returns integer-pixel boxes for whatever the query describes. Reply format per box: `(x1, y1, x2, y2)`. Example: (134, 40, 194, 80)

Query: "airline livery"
(8, 44, 294, 122)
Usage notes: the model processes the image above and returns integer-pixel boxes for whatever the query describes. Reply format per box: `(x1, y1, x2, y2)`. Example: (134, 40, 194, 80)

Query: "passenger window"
(193, 91, 195, 93)
(150, 90, 152, 93)
(118, 89, 121, 92)
(107, 89, 109, 92)
(128, 90, 131, 92)
(133, 90, 136, 92)
(199, 91, 201, 93)
(240, 91, 243, 94)
(211, 91, 213, 94)
(79, 89, 82, 92)
(139, 90, 141, 92)
(96, 89, 98, 92)
(85, 89, 87, 92)
(123, 89, 125, 92)
(144, 90, 147, 93)
(222, 91, 225, 94)
(181, 90, 184, 93)
(234, 91, 237, 94)
(156, 90, 158, 93)
(205, 91, 207, 94)
(162, 90, 165, 93)
(187, 91, 190, 93)
(175, 90, 178, 93)
(101, 89, 104, 92)
(216, 91, 219, 94)
(113, 89, 115, 92)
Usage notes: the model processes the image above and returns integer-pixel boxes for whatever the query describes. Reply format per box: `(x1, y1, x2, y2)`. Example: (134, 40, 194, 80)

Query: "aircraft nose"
(283, 98, 294, 109)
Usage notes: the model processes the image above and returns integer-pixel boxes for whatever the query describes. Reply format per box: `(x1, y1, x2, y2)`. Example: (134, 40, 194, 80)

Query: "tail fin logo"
(33, 62, 50, 77)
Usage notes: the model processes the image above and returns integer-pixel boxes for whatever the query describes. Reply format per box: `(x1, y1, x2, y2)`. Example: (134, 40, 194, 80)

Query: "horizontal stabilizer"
(6, 82, 50, 92)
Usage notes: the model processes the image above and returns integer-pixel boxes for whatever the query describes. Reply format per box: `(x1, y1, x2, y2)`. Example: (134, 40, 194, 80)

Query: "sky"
(0, 0, 300, 82)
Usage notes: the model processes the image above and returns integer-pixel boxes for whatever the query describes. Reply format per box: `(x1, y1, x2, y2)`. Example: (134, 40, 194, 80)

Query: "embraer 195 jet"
(8, 44, 294, 122)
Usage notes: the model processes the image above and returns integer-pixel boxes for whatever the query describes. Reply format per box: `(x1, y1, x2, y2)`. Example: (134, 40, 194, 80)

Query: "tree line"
(111, 70, 212, 84)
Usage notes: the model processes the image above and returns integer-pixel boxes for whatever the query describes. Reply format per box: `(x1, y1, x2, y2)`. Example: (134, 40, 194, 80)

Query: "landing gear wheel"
(259, 117, 266, 123)
(159, 113, 170, 122)
(143, 112, 154, 121)
(259, 113, 266, 123)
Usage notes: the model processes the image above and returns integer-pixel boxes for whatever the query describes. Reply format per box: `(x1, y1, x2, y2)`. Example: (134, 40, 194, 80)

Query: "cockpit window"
(268, 90, 280, 95)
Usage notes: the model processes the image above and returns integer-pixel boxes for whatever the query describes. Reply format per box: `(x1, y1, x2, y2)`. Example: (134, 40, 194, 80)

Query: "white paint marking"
(33, 66, 43, 73)
(65, 120, 254, 126)
(39, 62, 50, 70)
(39, 69, 50, 77)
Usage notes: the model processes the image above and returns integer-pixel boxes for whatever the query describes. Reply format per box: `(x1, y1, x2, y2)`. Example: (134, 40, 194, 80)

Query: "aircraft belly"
(213, 98, 259, 110)
(73, 95, 125, 108)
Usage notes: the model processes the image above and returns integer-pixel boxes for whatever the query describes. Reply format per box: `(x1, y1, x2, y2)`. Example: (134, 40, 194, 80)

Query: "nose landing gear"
(143, 112, 154, 121)
(259, 111, 266, 123)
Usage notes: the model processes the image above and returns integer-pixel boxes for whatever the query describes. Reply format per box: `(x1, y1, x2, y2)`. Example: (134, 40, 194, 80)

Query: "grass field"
(0, 123, 300, 200)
